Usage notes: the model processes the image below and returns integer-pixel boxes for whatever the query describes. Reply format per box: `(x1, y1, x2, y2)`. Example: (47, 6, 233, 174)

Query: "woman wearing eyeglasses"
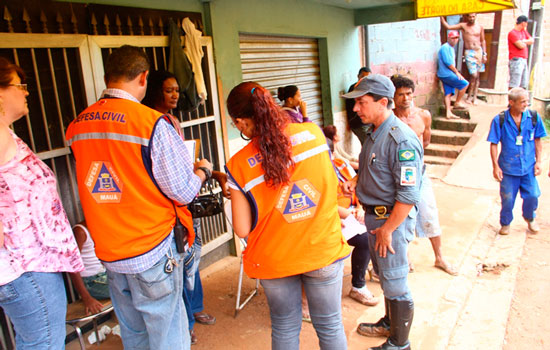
(226, 82, 350, 350)
(0, 57, 84, 349)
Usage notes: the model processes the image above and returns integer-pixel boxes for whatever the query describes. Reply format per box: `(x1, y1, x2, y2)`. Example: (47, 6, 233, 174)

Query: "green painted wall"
(205, 0, 361, 138)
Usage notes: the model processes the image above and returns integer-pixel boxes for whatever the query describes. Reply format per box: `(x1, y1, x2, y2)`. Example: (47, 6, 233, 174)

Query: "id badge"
(515, 135, 523, 145)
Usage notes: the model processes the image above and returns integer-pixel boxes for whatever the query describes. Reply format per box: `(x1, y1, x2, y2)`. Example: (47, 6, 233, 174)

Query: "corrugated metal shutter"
(239, 34, 324, 125)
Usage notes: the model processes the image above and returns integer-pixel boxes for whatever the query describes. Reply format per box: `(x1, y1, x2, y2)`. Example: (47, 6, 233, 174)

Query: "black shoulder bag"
(187, 179, 223, 218)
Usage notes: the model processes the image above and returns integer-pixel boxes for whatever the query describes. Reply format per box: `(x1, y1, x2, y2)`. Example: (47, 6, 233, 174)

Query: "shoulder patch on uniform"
(400, 166, 417, 186)
(398, 149, 416, 161)
(389, 125, 406, 143)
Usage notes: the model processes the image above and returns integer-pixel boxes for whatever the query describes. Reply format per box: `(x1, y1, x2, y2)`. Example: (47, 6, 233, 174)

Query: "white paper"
(183, 140, 196, 160)
(341, 214, 366, 241)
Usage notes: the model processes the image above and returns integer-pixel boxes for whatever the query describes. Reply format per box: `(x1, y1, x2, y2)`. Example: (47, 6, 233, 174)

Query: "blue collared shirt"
(487, 109, 547, 176)
(356, 113, 423, 207)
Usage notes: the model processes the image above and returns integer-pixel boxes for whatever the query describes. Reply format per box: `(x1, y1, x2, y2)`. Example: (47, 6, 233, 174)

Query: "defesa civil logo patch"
(85, 161, 123, 203)
(275, 179, 320, 223)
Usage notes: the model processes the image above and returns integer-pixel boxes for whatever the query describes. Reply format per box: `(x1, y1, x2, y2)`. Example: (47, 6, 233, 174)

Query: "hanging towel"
(182, 17, 207, 102)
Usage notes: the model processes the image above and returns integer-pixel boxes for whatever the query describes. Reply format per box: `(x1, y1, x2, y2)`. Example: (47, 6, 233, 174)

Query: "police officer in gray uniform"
(342, 74, 423, 350)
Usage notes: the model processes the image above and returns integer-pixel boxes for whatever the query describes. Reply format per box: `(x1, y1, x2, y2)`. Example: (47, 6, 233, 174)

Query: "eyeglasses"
(9, 83, 28, 92)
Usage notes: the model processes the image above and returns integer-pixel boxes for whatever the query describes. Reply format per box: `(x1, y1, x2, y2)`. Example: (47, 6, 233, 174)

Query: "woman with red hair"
(225, 82, 350, 350)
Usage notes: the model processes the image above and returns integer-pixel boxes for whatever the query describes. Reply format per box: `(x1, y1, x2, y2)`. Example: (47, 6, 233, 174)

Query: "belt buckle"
(374, 206, 389, 220)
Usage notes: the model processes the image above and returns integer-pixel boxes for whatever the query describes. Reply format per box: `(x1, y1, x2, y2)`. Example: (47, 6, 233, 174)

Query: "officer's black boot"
(368, 299, 414, 350)
(357, 297, 390, 337)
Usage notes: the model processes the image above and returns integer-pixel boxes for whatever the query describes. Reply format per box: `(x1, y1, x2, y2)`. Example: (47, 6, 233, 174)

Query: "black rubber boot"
(357, 298, 390, 337)
(368, 299, 414, 350)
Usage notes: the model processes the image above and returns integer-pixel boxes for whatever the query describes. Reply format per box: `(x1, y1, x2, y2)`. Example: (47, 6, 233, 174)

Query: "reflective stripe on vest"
(66, 132, 149, 147)
(242, 143, 329, 192)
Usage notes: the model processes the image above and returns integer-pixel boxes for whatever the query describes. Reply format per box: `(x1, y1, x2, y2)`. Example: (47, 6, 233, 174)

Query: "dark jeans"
(347, 232, 370, 289)
(183, 218, 205, 330)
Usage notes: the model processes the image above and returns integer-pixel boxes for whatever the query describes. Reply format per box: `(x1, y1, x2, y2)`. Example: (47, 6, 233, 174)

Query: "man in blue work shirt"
(488, 87, 547, 235)
(342, 74, 423, 350)
(437, 30, 469, 119)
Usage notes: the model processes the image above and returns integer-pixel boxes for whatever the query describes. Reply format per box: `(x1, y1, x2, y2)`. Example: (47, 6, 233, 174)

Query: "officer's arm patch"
(400, 166, 416, 186)
(398, 149, 415, 162)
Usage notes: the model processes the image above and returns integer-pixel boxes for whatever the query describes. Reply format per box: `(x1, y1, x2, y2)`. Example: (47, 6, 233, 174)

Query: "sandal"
(194, 311, 216, 325)
(368, 267, 379, 282)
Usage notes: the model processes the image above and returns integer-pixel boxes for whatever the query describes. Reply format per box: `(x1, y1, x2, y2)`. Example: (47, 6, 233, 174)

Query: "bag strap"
(500, 109, 538, 129)
(529, 109, 537, 128)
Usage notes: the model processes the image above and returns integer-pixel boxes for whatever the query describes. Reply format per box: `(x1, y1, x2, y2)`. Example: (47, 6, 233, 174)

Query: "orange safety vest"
(66, 98, 194, 262)
(226, 123, 350, 279)
(333, 158, 358, 209)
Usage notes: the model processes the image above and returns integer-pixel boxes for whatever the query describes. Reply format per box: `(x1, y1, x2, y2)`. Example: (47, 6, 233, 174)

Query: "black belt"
(363, 205, 393, 219)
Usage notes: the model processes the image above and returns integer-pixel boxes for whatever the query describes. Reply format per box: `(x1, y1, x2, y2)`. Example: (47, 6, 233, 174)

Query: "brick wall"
(367, 18, 443, 117)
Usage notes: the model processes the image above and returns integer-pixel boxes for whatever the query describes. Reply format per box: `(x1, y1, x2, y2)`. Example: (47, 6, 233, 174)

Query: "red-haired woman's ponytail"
(227, 82, 294, 187)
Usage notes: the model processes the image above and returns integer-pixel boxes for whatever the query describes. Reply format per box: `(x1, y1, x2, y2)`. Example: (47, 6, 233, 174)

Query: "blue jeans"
(500, 172, 540, 225)
(0, 272, 67, 350)
(347, 232, 370, 288)
(366, 210, 415, 301)
(260, 259, 347, 350)
(106, 238, 189, 350)
(182, 218, 204, 330)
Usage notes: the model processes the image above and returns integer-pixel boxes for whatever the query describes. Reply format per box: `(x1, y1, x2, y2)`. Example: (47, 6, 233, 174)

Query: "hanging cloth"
(168, 18, 200, 112)
(182, 17, 207, 103)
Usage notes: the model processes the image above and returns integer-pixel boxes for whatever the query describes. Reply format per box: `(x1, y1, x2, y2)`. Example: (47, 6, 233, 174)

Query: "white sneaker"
(349, 287, 379, 306)
(527, 220, 540, 233)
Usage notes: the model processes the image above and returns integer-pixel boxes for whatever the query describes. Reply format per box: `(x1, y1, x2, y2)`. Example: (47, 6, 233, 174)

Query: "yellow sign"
(416, 0, 516, 18)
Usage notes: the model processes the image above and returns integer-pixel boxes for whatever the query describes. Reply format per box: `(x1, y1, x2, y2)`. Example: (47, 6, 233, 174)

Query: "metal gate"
(239, 34, 324, 125)
(0, 32, 229, 349)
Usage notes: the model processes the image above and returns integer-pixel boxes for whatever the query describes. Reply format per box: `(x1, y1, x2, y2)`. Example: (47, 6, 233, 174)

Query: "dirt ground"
(67, 106, 550, 350)
(503, 162, 550, 350)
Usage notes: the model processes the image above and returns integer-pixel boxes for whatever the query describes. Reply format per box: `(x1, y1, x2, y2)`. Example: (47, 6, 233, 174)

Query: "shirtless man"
(441, 13, 487, 105)
(391, 74, 458, 276)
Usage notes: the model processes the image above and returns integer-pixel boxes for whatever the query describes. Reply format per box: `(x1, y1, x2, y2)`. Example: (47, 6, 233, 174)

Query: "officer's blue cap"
(342, 74, 395, 100)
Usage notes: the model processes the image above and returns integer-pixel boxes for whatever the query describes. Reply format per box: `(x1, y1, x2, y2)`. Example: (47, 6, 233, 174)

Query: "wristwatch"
(197, 166, 212, 181)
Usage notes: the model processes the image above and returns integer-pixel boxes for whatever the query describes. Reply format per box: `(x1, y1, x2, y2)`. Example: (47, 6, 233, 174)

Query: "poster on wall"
(416, 0, 516, 18)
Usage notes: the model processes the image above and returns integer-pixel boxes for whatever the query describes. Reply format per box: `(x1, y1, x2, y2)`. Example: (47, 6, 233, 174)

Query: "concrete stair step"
(451, 108, 471, 119)
(424, 154, 455, 165)
(432, 117, 477, 132)
(431, 129, 473, 146)
(424, 143, 463, 159)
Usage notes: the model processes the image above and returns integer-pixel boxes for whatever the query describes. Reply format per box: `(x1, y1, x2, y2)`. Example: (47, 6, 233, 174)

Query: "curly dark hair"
(142, 70, 178, 110)
(227, 82, 293, 187)
(0, 57, 25, 87)
(390, 74, 415, 92)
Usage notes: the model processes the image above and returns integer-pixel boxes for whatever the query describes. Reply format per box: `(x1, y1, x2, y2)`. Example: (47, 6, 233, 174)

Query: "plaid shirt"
(101, 89, 201, 273)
